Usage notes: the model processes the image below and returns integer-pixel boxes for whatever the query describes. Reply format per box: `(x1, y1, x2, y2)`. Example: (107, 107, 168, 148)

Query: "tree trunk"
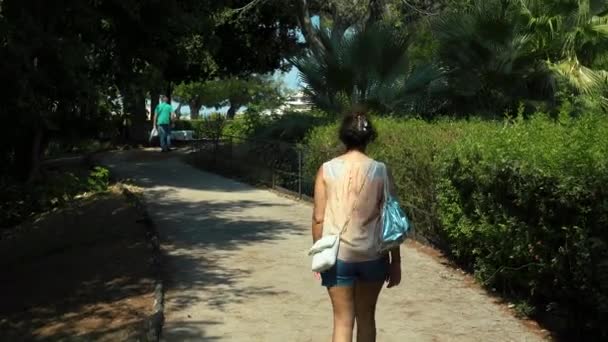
(131, 91, 147, 141)
(189, 100, 201, 120)
(175, 102, 183, 119)
(12, 125, 45, 183)
(331, 18, 348, 42)
(26, 126, 44, 184)
(120, 84, 148, 142)
(296, 0, 325, 55)
(150, 90, 159, 122)
(165, 83, 173, 101)
(227, 103, 239, 120)
(366, 0, 390, 28)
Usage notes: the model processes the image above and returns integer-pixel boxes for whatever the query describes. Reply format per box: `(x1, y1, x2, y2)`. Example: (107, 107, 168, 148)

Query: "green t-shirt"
(155, 103, 173, 125)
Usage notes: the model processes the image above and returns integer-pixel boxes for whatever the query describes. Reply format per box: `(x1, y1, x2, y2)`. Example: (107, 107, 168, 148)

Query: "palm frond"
(549, 57, 607, 95)
(591, 20, 608, 35)
(291, 23, 442, 115)
(590, 0, 608, 16)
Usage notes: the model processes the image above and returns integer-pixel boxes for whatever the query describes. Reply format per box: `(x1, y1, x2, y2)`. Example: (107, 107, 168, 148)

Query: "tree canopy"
(291, 0, 608, 117)
(0, 0, 300, 181)
(3, 0, 608, 181)
(173, 77, 283, 119)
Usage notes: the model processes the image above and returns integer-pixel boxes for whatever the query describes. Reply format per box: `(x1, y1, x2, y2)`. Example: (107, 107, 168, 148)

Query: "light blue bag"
(378, 164, 410, 253)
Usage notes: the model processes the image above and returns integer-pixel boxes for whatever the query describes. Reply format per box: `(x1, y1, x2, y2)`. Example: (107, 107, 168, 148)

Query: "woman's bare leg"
(328, 286, 356, 342)
(354, 282, 384, 342)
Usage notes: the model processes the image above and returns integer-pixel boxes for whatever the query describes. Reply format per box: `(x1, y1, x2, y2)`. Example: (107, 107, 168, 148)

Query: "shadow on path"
(101, 150, 305, 340)
(102, 149, 255, 193)
(0, 190, 155, 341)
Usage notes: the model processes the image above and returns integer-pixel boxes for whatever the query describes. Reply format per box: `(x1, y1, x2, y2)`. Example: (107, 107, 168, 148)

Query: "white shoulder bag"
(308, 165, 371, 273)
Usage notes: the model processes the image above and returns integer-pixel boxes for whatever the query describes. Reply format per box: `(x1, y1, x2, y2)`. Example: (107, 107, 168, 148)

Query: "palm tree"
(519, 0, 608, 100)
(432, 0, 608, 115)
(291, 24, 443, 116)
(432, 0, 556, 115)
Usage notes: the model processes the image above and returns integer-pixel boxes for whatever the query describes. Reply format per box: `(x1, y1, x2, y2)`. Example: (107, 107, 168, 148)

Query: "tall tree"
(174, 77, 283, 120)
(173, 81, 223, 119)
(170, 0, 300, 118)
(295, 0, 393, 54)
(213, 1, 301, 76)
(0, 0, 110, 181)
(95, 0, 192, 140)
(219, 77, 284, 119)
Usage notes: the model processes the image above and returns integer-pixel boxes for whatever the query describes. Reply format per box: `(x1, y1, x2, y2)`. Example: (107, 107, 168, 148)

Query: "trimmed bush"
(173, 119, 206, 134)
(436, 112, 608, 337)
(251, 111, 329, 143)
(174, 115, 228, 140)
(224, 112, 272, 138)
(176, 111, 329, 143)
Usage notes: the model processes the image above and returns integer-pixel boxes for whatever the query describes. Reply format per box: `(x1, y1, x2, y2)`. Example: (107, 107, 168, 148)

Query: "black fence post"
(298, 148, 303, 199)
(228, 136, 233, 173)
(212, 137, 217, 167)
(190, 134, 312, 200)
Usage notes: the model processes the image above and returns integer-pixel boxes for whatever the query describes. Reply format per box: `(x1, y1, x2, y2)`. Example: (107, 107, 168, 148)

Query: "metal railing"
(188, 135, 314, 200)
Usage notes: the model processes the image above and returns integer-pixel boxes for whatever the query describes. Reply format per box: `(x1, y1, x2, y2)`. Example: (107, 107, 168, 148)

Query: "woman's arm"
(311, 165, 326, 243)
(387, 246, 402, 288)
(386, 166, 402, 263)
(390, 247, 401, 264)
(385, 165, 402, 288)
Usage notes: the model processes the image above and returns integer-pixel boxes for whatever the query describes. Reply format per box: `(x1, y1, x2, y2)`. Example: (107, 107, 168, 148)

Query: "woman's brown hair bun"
(339, 108, 377, 150)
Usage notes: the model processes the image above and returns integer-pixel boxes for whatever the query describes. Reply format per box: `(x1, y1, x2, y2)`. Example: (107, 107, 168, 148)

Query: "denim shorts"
(321, 257, 389, 287)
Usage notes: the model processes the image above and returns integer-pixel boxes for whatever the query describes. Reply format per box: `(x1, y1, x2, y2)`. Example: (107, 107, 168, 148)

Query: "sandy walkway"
(102, 149, 547, 342)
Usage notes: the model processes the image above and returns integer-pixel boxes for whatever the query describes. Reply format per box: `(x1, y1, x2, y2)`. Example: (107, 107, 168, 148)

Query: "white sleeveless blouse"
(322, 157, 388, 262)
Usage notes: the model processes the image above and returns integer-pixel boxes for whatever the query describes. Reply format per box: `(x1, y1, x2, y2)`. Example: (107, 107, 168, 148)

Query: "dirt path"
(102, 149, 548, 342)
(0, 187, 155, 341)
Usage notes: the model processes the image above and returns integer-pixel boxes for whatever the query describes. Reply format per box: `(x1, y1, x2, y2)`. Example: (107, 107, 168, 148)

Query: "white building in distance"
(262, 91, 311, 116)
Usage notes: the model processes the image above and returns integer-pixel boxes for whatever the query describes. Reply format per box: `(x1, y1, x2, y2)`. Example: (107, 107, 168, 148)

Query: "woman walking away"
(312, 110, 402, 342)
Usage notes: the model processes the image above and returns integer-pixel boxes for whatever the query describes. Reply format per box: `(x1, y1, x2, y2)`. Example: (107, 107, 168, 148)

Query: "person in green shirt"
(153, 95, 175, 152)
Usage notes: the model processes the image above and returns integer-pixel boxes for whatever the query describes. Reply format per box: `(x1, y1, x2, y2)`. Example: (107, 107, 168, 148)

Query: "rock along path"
(102, 149, 547, 342)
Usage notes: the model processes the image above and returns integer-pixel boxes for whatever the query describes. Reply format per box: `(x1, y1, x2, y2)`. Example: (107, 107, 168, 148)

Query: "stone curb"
(118, 184, 165, 342)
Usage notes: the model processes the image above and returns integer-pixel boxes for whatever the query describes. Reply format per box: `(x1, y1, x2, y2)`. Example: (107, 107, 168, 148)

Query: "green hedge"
(174, 111, 327, 142)
(304, 113, 608, 338)
(174, 114, 258, 138)
(436, 113, 608, 337)
(251, 111, 328, 142)
(172, 119, 202, 132)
